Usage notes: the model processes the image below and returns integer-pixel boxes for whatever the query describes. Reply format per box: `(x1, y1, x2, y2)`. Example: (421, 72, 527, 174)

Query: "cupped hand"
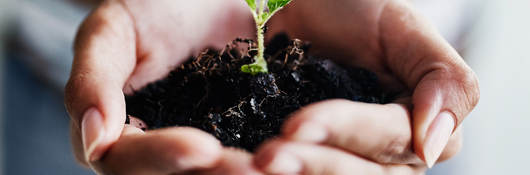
(255, 100, 463, 174)
(66, 0, 480, 174)
(65, 0, 262, 174)
(254, 0, 479, 174)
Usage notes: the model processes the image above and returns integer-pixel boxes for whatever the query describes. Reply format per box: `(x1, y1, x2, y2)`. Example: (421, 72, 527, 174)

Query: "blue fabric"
(1, 56, 92, 175)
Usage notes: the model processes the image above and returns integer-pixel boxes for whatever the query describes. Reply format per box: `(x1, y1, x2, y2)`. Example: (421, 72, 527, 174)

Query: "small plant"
(241, 0, 292, 75)
(127, 0, 391, 152)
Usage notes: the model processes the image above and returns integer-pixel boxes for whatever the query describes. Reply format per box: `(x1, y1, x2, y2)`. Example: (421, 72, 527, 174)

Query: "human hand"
(65, 0, 262, 174)
(255, 100, 463, 174)
(254, 0, 479, 174)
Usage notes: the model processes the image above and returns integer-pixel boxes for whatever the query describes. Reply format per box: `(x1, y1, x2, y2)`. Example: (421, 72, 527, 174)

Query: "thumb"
(65, 0, 136, 164)
(378, 1, 480, 167)
(411, 67, 479, 167)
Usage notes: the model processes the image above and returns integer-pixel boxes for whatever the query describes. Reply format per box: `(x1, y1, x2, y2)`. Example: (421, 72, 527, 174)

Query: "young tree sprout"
(241, 0, 292, 75)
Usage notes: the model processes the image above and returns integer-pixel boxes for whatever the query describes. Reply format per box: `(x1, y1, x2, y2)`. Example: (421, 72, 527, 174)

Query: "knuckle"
(64, 77, 79, 105)
(374, 134, 410, 163)
(459, 69, 480, 109)
(64, 72, 89, 117)
(450, 66, 480, 121)
(433, 63, 480, 120)
(64, 81, 78, 117)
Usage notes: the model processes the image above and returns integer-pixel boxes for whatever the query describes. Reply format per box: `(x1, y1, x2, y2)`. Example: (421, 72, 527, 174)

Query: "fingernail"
(128, 115, 148, 131)
(81, 107, 106, 162)
(423, 111, 455, 168)
(291, 122, 327, 143)
(266, 151, 302, 174)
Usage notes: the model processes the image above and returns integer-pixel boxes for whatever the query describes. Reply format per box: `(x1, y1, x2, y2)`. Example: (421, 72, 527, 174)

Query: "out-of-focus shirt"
(9, 0, 91, 90)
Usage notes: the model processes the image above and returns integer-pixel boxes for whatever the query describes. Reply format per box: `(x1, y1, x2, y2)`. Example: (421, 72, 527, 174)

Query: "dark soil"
(125, 34, 394, 152)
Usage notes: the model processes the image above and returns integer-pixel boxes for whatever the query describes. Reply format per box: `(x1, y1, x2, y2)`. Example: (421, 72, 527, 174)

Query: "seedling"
(126, 0, 391, 153)
(241, 0, 292, 75)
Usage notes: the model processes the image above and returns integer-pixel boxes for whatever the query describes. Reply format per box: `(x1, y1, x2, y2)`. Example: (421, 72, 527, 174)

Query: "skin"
(65, 0, 479, 174)
(254, 1, 479, 174)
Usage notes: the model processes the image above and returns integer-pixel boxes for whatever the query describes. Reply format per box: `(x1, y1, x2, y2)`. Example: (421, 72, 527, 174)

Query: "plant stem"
(259, 0, 265, 15)
(256, 20, 266, 69)
(241, 0, 268, 75)
(255, 0, 267, 71)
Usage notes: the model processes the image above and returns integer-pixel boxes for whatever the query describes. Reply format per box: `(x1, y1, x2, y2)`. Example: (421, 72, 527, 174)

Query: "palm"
(120, 0, 255, 91)
(69, 0, 475, 174)
(269, 0, 411, 92)
(69, 1, 260, 174)
(261, 0, 470, 170)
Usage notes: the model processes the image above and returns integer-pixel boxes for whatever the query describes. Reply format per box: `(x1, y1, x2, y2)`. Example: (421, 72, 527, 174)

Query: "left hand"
(65, 1, 261, 174)
(254, 100, 462, 174)
(254, 0, 479, 174)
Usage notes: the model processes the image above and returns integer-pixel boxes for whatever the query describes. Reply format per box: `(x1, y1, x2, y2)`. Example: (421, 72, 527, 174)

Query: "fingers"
(438, 127, 463, 163)
(273, 0, 477, 167)
(65, 0, 136, 163)
(254, 140, 425, 175)
(99, 126, 261, 175)
(96, 127, 223, 175)
(118, 0, 255, 89)
(190, 148, 263, 175)
(378, 1, 479, 167)
(282, 99, 421, 164)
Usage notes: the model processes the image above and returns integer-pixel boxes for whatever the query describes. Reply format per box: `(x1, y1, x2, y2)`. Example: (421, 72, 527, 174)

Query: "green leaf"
(245, 0, 257, 11)
(241, 64, 265, 75)
(241, 60, 268, 75)
(267, 0, 292, 14)
(261, 12, 270, 21)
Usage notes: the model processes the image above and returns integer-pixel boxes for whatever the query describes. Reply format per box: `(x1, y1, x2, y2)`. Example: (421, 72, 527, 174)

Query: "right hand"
(253, 0, 479, 174)
(65, 0, 261, 174)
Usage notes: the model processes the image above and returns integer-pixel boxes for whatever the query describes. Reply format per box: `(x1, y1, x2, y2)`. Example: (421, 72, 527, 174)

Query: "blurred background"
(0, 0, 528, 174)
